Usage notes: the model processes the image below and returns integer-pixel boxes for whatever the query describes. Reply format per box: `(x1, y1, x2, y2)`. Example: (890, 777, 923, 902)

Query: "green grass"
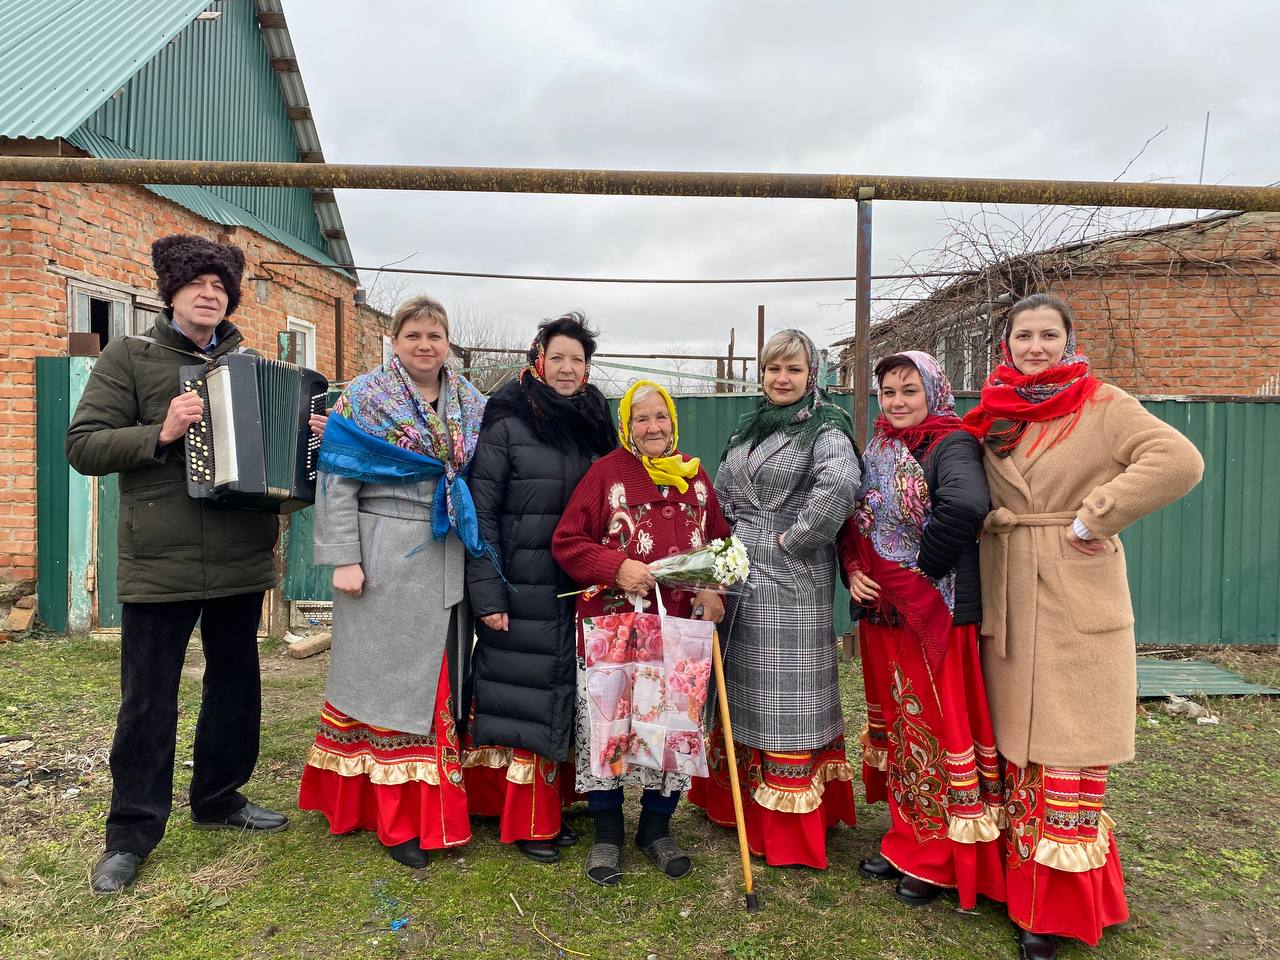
(1, 636, 1277, 960)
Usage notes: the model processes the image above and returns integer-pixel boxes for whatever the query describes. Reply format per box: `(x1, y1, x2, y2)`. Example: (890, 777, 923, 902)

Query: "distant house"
(835, 211, 1280, 396)
(0, 1, 389, 623)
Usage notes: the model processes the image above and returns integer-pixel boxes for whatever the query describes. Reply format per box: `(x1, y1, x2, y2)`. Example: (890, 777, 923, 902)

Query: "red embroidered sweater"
(551, 448, 731, 621)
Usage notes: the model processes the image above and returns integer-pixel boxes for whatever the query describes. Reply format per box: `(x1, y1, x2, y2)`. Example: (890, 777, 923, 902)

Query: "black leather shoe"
(894, 874, 942, 906)
(857, 855, 902, 881)
(192, 802, 289, 833)
(516, 839, 561, 864)
(90, 851, 142, 894)
(386, 839, 430, 869)
(555, 825, 579, 847)
(1017, 928, 1057, 960)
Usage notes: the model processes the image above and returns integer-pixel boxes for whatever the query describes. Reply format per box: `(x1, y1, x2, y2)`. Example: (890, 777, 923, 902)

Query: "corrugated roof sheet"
(0, 0, 214, 139)
(67, 126, 339, 266)
(1, 0, 353, 271)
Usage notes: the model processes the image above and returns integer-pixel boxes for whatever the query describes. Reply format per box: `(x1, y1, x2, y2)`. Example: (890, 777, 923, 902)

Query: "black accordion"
(179, 353, 328, 514)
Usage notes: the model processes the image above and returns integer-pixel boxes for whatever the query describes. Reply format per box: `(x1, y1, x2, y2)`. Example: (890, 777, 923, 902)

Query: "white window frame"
(286, 316, 317, 369)
(66, 279, 161, 340)
(381, 334, 393, 366)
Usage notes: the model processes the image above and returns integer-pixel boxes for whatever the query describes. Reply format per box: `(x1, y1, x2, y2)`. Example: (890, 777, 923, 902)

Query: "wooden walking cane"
(711, 627, 759, 913)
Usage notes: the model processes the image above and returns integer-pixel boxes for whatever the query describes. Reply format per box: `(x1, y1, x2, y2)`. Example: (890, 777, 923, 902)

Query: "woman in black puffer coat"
(464, 312, 616, 864)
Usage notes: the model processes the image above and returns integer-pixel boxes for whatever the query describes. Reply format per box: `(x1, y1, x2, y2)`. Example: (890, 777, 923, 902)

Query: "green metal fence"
(276, 391, 1280, 646)
(42, 357, 1273, 644)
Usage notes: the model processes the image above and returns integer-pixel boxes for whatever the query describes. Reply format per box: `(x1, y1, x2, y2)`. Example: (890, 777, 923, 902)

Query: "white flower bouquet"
(646, 536, 751, 594)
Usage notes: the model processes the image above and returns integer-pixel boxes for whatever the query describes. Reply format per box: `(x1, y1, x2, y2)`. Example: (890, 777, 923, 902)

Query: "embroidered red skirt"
(690, 727, 856, 869)
(1003, 762, 1128, 945)
(859, 621, 1006, 909)
(462, 747, 577, 843)
(298, 658, 471, 851)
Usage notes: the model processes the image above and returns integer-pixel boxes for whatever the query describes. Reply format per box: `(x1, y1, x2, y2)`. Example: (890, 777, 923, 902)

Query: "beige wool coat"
(979, 383, 1203, 769)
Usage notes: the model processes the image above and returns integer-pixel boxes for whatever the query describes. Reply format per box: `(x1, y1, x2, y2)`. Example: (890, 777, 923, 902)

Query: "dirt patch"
(179, 635, 331, 682)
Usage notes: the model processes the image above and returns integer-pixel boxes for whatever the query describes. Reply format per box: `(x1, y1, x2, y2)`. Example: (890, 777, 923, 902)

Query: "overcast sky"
(287, 0, 1279, 371)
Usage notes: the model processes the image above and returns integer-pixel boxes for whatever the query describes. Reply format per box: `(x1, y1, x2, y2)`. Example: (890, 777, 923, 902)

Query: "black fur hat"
(151, 234, 246, 316)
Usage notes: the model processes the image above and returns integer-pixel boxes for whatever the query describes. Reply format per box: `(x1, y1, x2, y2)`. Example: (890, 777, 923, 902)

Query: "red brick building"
(0, 2, 390, 596)
(838, 211, 1280, 396)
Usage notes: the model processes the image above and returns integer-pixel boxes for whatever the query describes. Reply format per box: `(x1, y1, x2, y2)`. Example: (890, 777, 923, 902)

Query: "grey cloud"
(288, 1, 1279, 358)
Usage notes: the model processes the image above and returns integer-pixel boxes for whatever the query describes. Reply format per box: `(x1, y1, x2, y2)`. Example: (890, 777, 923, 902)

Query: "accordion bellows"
(181, 353, 328, 514)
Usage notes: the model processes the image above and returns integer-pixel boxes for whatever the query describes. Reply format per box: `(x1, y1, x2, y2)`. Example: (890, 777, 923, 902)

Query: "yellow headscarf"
(618, 380, 701, 493)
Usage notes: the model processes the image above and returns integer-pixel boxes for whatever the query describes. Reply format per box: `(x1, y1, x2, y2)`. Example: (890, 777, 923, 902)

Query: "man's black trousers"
(105, 591, 265, 857)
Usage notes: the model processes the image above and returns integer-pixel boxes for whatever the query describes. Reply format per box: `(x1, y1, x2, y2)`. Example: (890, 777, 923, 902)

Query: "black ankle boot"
(90, 851, 142, 894)
(515, 839, 560, 864)
(894, 874, 941, 906)
(857, 854, 902, 881)
(385, 838, 429, 869)
(1016, 927, 1057, 960)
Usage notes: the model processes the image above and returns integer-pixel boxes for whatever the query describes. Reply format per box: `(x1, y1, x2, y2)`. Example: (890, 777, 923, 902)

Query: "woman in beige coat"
(964, 294, 1203, 960)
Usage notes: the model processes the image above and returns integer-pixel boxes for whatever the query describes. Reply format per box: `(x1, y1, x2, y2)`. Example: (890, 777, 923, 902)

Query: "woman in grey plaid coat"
(689, 329, 861, 870)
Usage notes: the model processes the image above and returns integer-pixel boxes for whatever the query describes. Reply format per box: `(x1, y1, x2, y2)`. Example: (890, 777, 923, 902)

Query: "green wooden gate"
(36, 357, 123, 632)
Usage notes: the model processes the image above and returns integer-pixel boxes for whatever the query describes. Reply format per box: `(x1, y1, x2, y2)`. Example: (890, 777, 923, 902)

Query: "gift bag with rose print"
(581, 593, 713, 779)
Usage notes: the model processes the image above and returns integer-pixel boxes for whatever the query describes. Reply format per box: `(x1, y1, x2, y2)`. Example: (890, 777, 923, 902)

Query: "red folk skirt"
(1002, 763, 1129, 945)
(859, 621, 1006, 909)
(463, 747, 577, 843)
(690, 728, 856, 870)
(298, 658, 471, 851)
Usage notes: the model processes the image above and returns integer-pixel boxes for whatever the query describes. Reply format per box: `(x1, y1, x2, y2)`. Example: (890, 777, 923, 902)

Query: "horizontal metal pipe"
(258, 259, 979, 284)
(3, 156, 1280, 211)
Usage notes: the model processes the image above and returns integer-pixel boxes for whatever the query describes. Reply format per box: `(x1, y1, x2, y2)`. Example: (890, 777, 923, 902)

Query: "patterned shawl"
(318, 355, 492, 556)
(961, 321, 1103, 458)
(721, 328, 858, 461)
(849, 351, 962, 671)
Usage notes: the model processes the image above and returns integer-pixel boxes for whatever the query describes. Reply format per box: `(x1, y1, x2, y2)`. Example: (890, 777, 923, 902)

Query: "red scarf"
(961, 360, 1102, 456)
(874, 411, 964, 458)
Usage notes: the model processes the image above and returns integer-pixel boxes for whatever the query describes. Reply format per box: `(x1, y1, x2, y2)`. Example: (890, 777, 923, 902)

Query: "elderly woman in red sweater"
(552, 380, 730, 887)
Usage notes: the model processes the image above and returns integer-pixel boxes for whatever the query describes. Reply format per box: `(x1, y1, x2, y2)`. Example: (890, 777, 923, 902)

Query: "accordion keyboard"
(182, 374, 215, 489)
(305, 391, 324, 483)
(177, 353, 328, 512)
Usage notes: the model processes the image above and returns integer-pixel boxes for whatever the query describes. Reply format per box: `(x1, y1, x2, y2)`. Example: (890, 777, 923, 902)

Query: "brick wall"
(0, 179, 385, 582)
(1048, 213, 1280, 395)
(857, 212, 1280, 396)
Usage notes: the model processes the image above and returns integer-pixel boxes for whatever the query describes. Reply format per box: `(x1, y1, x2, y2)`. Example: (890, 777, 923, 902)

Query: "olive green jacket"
(65, 314, 279, 603)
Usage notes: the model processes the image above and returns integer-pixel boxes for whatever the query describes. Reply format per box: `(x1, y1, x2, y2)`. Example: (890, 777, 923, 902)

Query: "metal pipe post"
(853, 198, 873, 449)
(757, 305, 765, 382)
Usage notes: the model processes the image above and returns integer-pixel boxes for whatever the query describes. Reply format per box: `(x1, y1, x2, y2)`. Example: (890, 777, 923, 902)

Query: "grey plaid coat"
(715, 426, 860, 751)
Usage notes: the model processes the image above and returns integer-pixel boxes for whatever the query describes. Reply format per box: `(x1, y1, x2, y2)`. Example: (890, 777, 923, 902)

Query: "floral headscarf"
(849, 351, 964, 670)
(962, 309, 1103, 457)
(331, 354, 486, 528)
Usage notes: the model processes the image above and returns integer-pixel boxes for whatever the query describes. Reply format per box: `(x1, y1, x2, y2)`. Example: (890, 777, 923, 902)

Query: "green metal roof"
(66, 126, 337, 266)
(1, 0, 351, 269)
(0, 0, 213, 139)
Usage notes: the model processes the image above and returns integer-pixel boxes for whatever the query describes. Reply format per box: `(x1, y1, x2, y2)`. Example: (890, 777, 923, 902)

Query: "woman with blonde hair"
(965, 293, 1203, 959)
(299, 295, 491, 869)
(690, 329, 860, 870)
